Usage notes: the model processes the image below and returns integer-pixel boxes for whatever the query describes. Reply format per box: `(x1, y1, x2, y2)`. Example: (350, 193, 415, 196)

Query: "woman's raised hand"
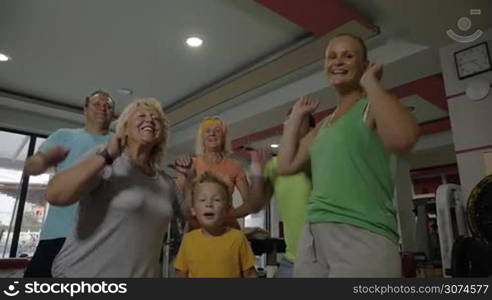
(360, 62, 383, 90)
(107, 135, 125, 160)
(291, 95, 320, 118)
(174, 156, 195, 179)
(249, 149, 272, 177)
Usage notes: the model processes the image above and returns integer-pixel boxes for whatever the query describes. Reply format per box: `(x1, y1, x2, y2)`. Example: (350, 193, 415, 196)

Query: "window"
(0, 129, 47, 258)
(0, 131, 30, 257)
(17, 138, 51, 257)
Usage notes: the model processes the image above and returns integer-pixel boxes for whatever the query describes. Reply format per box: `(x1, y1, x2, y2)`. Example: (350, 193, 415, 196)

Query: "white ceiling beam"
(0, 94, 85, 124)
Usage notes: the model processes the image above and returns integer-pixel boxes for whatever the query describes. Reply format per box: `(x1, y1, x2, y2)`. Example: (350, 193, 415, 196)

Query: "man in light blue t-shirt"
(23, 90, 115, 277)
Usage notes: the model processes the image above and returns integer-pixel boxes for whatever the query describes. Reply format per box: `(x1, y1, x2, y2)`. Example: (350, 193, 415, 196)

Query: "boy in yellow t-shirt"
(174, 172, 257, 278)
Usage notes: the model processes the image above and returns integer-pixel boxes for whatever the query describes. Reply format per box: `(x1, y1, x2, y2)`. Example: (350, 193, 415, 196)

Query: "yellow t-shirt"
(174, 228, 256, 278)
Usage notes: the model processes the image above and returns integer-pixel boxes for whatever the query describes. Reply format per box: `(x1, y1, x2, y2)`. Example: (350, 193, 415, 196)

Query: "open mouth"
(203, 212, 215, 219)
(331, 69, 348, 75)
(140, 125, 155, 134)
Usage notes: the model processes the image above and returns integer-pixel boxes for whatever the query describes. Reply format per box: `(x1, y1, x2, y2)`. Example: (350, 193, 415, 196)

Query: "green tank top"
(264, 157, 311, 262)
(307, 97, 399, 243)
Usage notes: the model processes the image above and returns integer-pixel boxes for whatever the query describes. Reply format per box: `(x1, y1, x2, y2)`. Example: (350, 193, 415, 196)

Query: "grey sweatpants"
(294, 223, 402, 277)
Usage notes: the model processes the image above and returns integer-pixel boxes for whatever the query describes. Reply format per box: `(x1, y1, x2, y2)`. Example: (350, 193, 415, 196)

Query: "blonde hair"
(330, 33, 368, 61)
(194, 116, 231, 155)
(191, 171, 232, 206)
(115, 98, 169, 172)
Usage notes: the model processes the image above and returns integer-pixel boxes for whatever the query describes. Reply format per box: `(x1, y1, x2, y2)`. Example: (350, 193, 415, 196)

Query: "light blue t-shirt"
(38, 128, 111, 240)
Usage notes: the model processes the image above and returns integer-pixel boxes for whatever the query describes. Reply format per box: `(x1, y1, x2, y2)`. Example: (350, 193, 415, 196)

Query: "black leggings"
(24, 238, 65, 278)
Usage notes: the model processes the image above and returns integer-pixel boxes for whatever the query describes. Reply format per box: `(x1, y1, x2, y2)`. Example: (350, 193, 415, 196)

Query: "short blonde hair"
(329, 33, 368, 61)
(191, 171, 232, 206)
(115, 98, 169, 172)
(195, 116, 231, 155)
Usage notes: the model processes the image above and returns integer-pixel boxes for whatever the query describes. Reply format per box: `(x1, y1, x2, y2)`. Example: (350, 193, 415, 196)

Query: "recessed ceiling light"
(0, 53, 11, 62)
(116, 88, 133, 96)
(186, 37, 203, 48)
(270, 144, 279, 149)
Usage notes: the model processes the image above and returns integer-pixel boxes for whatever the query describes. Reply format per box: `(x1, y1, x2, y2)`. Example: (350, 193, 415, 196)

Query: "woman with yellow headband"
(175, 116, 249, 230)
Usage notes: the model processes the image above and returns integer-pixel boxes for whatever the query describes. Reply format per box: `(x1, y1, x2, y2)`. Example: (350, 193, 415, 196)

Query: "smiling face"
(202, 122, 224, 152)
(84, 92, 114, 128)
(324, 35, 368, 89)
(192, 182, 230, 230)
(126, 106, 163, 147)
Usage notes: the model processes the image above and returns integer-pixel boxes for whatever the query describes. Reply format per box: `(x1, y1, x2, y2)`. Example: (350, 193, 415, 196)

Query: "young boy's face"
(192, 182, 229, 229)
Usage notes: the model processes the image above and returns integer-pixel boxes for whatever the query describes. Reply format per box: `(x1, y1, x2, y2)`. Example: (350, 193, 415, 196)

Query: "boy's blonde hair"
(191, 171, 232, 206)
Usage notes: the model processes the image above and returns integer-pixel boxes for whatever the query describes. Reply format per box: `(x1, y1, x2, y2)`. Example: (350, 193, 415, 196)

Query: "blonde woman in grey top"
(47, 98, 181, 277)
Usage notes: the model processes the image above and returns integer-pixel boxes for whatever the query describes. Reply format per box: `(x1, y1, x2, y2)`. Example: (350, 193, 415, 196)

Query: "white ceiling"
(0, 0, 305, 111)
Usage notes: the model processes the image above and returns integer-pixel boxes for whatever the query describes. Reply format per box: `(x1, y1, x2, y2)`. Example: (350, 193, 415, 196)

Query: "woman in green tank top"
(278, 34, 419, 277)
